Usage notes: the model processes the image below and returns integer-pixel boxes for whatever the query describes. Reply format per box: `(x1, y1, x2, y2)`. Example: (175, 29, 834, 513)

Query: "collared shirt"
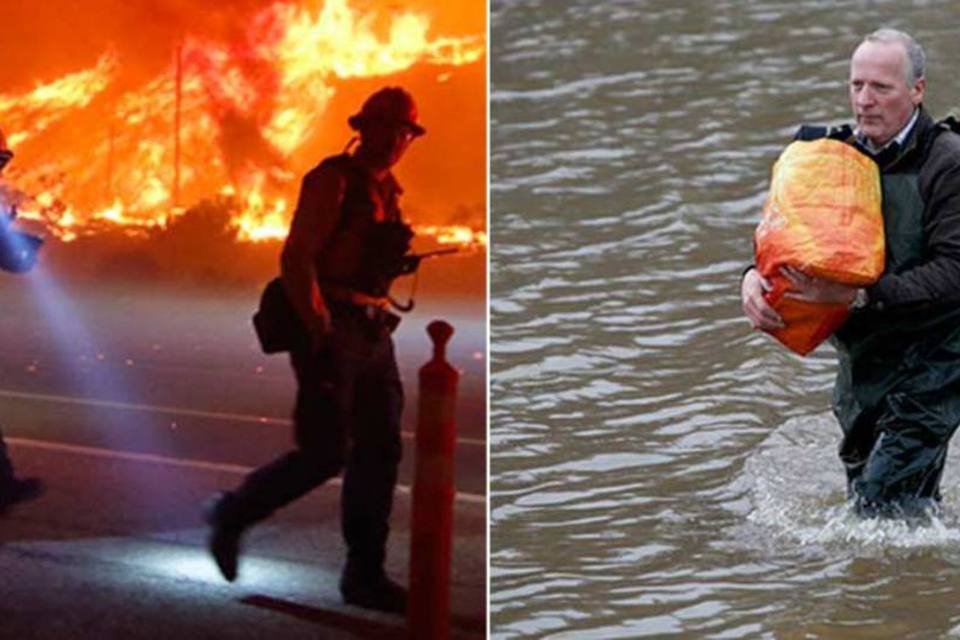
(856, 108, 920, 155)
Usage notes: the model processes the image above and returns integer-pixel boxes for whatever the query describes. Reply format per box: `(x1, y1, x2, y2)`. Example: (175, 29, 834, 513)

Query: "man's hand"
(305, 308, 334, 353)
(742, 267, 785, 331)
(780, 266, 858, 305)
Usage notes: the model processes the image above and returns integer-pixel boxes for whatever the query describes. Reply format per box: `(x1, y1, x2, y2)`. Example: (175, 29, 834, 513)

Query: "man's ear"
(911, 77, 927, 107)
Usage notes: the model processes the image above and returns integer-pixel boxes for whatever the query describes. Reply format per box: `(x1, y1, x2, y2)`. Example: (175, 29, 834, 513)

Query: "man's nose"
(856, 88, 876, 107)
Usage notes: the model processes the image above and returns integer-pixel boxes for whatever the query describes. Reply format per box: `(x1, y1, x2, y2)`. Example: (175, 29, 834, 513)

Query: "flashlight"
(0, 205, 43, 273)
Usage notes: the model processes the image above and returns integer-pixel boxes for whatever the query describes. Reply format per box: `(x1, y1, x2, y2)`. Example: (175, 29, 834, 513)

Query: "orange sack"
(754, 138, 885, 355)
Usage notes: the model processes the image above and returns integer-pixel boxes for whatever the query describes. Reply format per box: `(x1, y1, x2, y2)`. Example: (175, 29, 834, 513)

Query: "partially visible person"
(0, 127, 45, 513)
(742, 29, 960, 518)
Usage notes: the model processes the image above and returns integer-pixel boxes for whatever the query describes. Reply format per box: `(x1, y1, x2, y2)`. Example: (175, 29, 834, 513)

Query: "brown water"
(490, 2, 960, 637)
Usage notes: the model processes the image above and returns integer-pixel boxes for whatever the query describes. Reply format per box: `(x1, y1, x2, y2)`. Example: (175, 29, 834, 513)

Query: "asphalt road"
(0, 275, 486, 492)
(0, 276, 487, 638)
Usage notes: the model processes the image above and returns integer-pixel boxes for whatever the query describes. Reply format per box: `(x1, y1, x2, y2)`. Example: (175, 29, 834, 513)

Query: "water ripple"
(492, 0, 960, 637)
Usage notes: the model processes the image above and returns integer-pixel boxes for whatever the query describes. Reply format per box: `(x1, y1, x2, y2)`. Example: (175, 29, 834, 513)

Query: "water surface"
(491, 2, 960, 637)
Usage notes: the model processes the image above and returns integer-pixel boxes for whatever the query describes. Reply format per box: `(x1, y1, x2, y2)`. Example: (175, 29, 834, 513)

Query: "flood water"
(490, 1, 960, 637)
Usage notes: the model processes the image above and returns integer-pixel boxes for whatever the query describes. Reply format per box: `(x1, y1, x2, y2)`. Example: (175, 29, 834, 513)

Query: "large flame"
(0, 53, 118, 149)
(0, 0, 485, 250)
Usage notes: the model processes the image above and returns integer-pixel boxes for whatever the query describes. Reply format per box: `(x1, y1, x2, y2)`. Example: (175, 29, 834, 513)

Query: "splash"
(739, 413, 960, 552)
(0, 0, 485, 249)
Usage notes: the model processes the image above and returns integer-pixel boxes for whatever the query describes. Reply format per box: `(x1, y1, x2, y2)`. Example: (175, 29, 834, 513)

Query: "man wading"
(742, 29, 960, 518)
(206, 87, 425, 612)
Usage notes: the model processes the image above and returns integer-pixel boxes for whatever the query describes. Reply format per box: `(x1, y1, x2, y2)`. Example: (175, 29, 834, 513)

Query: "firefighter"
(0, 128, 45, 513)
(206, 87, 425, 613)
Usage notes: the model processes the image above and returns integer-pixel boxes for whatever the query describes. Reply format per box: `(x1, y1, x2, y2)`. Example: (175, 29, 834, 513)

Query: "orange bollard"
(408, 320, 459, 640)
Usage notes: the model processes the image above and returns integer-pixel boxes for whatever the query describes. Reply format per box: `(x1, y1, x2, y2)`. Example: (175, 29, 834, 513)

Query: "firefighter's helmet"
(348, 87, 426, 137)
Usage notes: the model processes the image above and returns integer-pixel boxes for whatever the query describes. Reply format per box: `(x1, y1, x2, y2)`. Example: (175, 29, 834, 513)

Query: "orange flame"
(414, 224, 486, 250)
(0, 0, 485, 250)
(0, 53, 118, 148)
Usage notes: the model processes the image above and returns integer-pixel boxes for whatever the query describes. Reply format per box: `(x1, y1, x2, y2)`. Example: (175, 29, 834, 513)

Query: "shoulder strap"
(936, 114, 960, 135)
(380, 172, 403, 222)
(914, 115, 960, 161)
(793, 124, 854, 142)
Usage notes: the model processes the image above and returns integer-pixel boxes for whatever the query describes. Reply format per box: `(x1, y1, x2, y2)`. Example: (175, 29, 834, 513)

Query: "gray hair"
(862, 28, 926, 85)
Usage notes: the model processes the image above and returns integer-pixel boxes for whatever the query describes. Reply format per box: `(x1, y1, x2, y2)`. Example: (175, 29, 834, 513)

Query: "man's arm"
(865, 162, 960, 309)
(280, 165, 345, 348)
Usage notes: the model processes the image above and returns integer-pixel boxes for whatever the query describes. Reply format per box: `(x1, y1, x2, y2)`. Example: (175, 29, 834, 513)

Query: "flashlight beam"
(0, 388, 485, 447)
(6, 436, 486, 506)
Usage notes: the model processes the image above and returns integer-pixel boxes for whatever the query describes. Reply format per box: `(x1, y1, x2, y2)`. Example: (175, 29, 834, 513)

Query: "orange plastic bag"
(754, 138, 884, 355)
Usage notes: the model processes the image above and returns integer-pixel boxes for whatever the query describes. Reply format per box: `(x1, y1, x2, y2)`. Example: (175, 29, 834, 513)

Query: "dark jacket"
(820, 108, 960, 433)
(860, 110, 960, 310)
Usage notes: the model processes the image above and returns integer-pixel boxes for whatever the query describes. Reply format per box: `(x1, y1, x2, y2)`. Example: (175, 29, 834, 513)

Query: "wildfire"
(0, 53, 118, 148)
(0, 0, 485, 251)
